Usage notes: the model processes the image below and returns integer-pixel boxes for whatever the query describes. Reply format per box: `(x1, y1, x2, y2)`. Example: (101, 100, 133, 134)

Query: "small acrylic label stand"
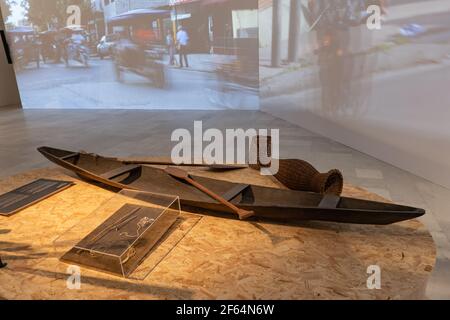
(53, 190, 193, 279)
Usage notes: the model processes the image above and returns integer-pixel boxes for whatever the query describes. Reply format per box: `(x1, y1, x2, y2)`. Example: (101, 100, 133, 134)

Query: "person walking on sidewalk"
(166, 29, 176, 66)
(176, 25, 190, 68)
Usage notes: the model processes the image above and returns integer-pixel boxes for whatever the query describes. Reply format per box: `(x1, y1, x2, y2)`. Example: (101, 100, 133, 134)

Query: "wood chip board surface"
(0, 167, 436, 300)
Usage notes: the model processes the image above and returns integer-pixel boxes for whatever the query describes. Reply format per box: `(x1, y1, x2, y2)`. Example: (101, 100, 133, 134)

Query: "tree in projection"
(1, 0, 16, 20)
(21, 0, 93, 30)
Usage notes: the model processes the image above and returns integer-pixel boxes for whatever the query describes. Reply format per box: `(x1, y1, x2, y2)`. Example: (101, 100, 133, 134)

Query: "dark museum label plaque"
(0, 179, 74, 217)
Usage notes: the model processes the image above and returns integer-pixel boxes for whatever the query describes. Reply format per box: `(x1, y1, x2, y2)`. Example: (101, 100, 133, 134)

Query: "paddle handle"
(123, 159, 248, 170)
(186, 177, 254, 220)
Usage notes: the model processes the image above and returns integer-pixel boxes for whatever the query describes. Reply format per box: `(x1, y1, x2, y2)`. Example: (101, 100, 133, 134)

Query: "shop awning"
(7, 26, 35, 35)
(169, 0, 199, 5)
(63, 25, 85, 32)
(169, 0, 229, 6)
(109, 9, 171, 25)
(201, 0, 230, 4)
(168, 0, 257, 8)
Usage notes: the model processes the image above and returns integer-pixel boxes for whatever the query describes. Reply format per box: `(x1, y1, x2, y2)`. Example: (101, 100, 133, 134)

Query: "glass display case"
(54, 190, 181, 279)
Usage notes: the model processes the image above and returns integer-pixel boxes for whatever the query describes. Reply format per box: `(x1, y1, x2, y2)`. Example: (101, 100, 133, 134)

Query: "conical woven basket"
(250, 135, 344, 195)
(275, 159, 343, 195)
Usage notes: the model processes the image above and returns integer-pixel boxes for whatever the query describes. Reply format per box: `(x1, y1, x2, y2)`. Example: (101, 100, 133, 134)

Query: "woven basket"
(275, 159, 343, 195)
(250, 136, 343, 195)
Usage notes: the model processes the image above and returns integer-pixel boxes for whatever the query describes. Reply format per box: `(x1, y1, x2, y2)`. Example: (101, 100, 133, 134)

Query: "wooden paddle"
(122, 159, 248, 170)
(164, 167, 254, 220)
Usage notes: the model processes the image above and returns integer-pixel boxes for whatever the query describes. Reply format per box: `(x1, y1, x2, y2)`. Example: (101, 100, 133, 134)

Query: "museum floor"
(0, 107, 449, 299)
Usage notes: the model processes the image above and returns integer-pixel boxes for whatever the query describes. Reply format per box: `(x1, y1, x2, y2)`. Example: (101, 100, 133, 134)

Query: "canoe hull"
(38, 146, 425, 225)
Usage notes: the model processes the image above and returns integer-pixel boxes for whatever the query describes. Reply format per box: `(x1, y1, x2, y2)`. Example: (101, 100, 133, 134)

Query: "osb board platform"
(0, 166, 436, 300)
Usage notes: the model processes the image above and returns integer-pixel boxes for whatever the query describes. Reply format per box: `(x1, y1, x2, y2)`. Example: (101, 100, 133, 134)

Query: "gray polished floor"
(0, 107, 449, 299)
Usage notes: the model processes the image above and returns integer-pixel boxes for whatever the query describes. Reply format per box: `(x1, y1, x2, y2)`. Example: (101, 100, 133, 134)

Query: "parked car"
(97, 34, 118, 59)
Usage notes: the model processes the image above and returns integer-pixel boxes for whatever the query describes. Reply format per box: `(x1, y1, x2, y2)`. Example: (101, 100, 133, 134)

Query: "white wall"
(260, 2, 450, 189)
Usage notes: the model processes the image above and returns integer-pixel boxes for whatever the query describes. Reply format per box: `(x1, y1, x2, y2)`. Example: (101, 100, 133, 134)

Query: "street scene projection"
(1, 0, 259, 110)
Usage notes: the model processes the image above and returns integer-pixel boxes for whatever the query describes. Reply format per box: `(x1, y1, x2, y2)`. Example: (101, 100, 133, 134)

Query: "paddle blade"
(238, 210, 255, 220)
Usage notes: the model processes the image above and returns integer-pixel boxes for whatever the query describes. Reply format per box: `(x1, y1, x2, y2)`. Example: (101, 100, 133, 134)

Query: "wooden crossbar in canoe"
(100, 165, 142, 180)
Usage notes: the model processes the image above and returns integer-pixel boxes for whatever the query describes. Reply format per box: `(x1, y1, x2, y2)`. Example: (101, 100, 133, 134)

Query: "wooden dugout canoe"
(38, 146, 425, 225)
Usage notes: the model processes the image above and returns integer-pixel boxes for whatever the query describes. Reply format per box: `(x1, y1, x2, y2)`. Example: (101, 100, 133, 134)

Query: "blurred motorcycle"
(109, 9, 168, 88)
(62, 26, 89, 67)
(64, 41, 89, 67)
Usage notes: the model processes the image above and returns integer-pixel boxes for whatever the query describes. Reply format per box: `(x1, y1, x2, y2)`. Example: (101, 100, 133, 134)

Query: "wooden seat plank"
(319, 194, 341, 209)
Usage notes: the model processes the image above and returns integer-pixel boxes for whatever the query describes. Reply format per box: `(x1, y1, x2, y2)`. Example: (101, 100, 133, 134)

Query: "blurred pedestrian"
(366, 0, 388, 15)
(379, 0, 388, 15)
(166, 29, 176, 66)
(176, 25, 189, 68)
(71, 31, 86, 45)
